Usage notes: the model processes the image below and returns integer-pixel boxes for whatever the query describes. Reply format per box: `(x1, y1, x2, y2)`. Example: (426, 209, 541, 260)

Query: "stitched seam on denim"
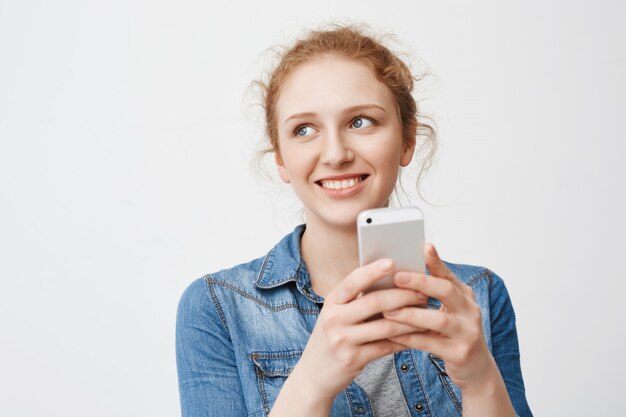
(295, 256, 324, 303)
(253, 361, 270, 417)
(256, 255, 297, 288)
(207, 277, 319, 314)
(428, 353, 462, 414)
(206, 275, 253, 415)
(255, 250, 298, 288)
(255, 250, 272, 286)
(436, 372, 462, 415)
(252, 351, 303, 359)
(408, 351, 433, 416)
(428, 354, 447, 375)
(204, 274, 230, 336)
(393, 353, 413, 417)
(466, 269, 490, 287)
(344, 385, 357, 416)
(251, 351, 302, 377)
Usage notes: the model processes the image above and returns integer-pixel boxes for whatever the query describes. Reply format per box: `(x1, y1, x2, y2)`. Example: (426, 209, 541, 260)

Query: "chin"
(316, 204, 371, 229)
(303, 192, 391, 228)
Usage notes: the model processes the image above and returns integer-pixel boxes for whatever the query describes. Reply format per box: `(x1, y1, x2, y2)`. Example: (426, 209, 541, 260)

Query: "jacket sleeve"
(176, 276, 248, 417)
(488, 270, 534, 417)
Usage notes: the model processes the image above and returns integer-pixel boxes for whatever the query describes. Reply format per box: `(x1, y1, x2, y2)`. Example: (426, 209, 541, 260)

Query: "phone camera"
(366, 218, 372, 224)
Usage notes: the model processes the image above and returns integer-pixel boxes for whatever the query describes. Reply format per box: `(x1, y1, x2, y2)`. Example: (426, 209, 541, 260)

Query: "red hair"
(252, 23, 437, 195)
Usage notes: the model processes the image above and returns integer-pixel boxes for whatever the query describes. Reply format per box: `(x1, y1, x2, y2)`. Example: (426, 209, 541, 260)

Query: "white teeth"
(321, 176, 364, 190)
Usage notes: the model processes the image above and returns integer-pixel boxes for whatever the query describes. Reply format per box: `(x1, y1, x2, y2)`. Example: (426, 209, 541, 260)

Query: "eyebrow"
(283, 104, 387, 126)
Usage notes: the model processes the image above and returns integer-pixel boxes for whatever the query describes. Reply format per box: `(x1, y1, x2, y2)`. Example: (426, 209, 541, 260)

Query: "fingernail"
(378, 259, 393, 270)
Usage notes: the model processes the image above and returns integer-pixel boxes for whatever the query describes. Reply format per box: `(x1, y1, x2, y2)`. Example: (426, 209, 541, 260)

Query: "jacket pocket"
(250, 349, 303, 416)
(428, 353, 462, 415)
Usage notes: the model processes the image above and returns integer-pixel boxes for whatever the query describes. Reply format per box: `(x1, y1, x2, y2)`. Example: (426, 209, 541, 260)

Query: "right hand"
(295, 258, 429, 401)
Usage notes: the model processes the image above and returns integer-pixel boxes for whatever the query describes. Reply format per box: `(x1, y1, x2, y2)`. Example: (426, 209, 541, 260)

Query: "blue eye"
(351, 117, 374, 129)
(295, 126, 315, 137)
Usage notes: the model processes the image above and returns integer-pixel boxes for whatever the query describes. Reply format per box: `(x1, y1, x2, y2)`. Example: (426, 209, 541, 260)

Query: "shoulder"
(176, 259, 262, 339)
(178, 254, 266, 302)
(205, 255, 266, 291)
(443, 260, 496, 286)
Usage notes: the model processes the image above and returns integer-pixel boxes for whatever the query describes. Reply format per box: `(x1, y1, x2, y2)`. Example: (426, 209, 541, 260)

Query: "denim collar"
(254, 224, 325, 303)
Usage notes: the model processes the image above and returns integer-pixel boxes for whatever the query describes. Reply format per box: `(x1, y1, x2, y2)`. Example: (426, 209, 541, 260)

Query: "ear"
(274, 151, 291, 184)
(400, 136, 417, 167)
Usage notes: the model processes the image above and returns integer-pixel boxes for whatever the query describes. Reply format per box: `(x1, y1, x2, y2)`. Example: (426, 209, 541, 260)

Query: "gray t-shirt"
(354, 353, 411, 417)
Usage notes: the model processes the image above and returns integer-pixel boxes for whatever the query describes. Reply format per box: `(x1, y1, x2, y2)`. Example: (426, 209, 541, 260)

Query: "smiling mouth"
(315, 174, 369, 190)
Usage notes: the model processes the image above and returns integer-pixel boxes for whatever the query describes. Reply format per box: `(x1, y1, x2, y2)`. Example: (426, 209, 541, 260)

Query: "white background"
(1, 0, 625, 416)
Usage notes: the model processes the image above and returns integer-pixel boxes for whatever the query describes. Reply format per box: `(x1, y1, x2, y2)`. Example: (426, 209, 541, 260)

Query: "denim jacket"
(176, 224, 533, 417)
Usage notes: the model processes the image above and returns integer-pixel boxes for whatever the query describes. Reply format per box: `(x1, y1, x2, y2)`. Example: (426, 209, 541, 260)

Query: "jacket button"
(356, 405, 366, 414)
(414, 403, 424, 413)
(303, 287, 310, 294)
(400, 363, 409, 372)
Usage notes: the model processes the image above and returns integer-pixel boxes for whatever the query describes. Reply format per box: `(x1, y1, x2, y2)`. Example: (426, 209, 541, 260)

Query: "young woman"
(176, 24, 533, 417)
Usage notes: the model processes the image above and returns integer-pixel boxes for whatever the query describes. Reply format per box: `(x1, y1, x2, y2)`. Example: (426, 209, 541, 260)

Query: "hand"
(296, 258, 430, 401)
(382, 243, 496, 390)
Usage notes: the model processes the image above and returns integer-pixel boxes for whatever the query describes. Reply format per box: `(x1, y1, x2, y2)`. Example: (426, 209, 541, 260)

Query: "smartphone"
(357, 206, 425, 293)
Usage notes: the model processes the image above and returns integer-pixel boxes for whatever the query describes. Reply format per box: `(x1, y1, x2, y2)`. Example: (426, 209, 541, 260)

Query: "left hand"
(383, 243, 497, 390)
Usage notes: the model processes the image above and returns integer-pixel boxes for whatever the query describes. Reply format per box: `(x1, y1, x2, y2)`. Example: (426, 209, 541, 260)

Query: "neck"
(300, 214, 360, 298)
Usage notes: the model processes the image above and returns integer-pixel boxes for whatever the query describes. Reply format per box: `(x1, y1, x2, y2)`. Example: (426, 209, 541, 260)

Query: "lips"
(314, 174, 370, 196)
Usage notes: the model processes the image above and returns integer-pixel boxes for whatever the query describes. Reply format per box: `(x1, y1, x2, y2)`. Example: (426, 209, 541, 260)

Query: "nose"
(320, 128, 354, 168)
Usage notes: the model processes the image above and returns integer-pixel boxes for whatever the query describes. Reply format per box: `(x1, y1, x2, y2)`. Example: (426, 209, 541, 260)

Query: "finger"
(382, 306, 460, 336)
(358, 339, 410, 365)
(393, 272, 467, 312)
(348, 317, 429, 345)
(346, 288, 428, 323)
(388, 331, 450, 358)
(328, 258, 395, 304)
(425, 243, 459, 285)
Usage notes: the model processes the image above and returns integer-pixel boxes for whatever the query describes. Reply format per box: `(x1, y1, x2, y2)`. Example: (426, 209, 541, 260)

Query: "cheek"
(366, 144, 403, 188)
(281, 147, 315, 182)
(370, 140, 403, 170)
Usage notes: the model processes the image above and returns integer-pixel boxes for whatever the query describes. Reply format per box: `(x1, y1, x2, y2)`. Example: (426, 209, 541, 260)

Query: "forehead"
(276, 54, 394, 123)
